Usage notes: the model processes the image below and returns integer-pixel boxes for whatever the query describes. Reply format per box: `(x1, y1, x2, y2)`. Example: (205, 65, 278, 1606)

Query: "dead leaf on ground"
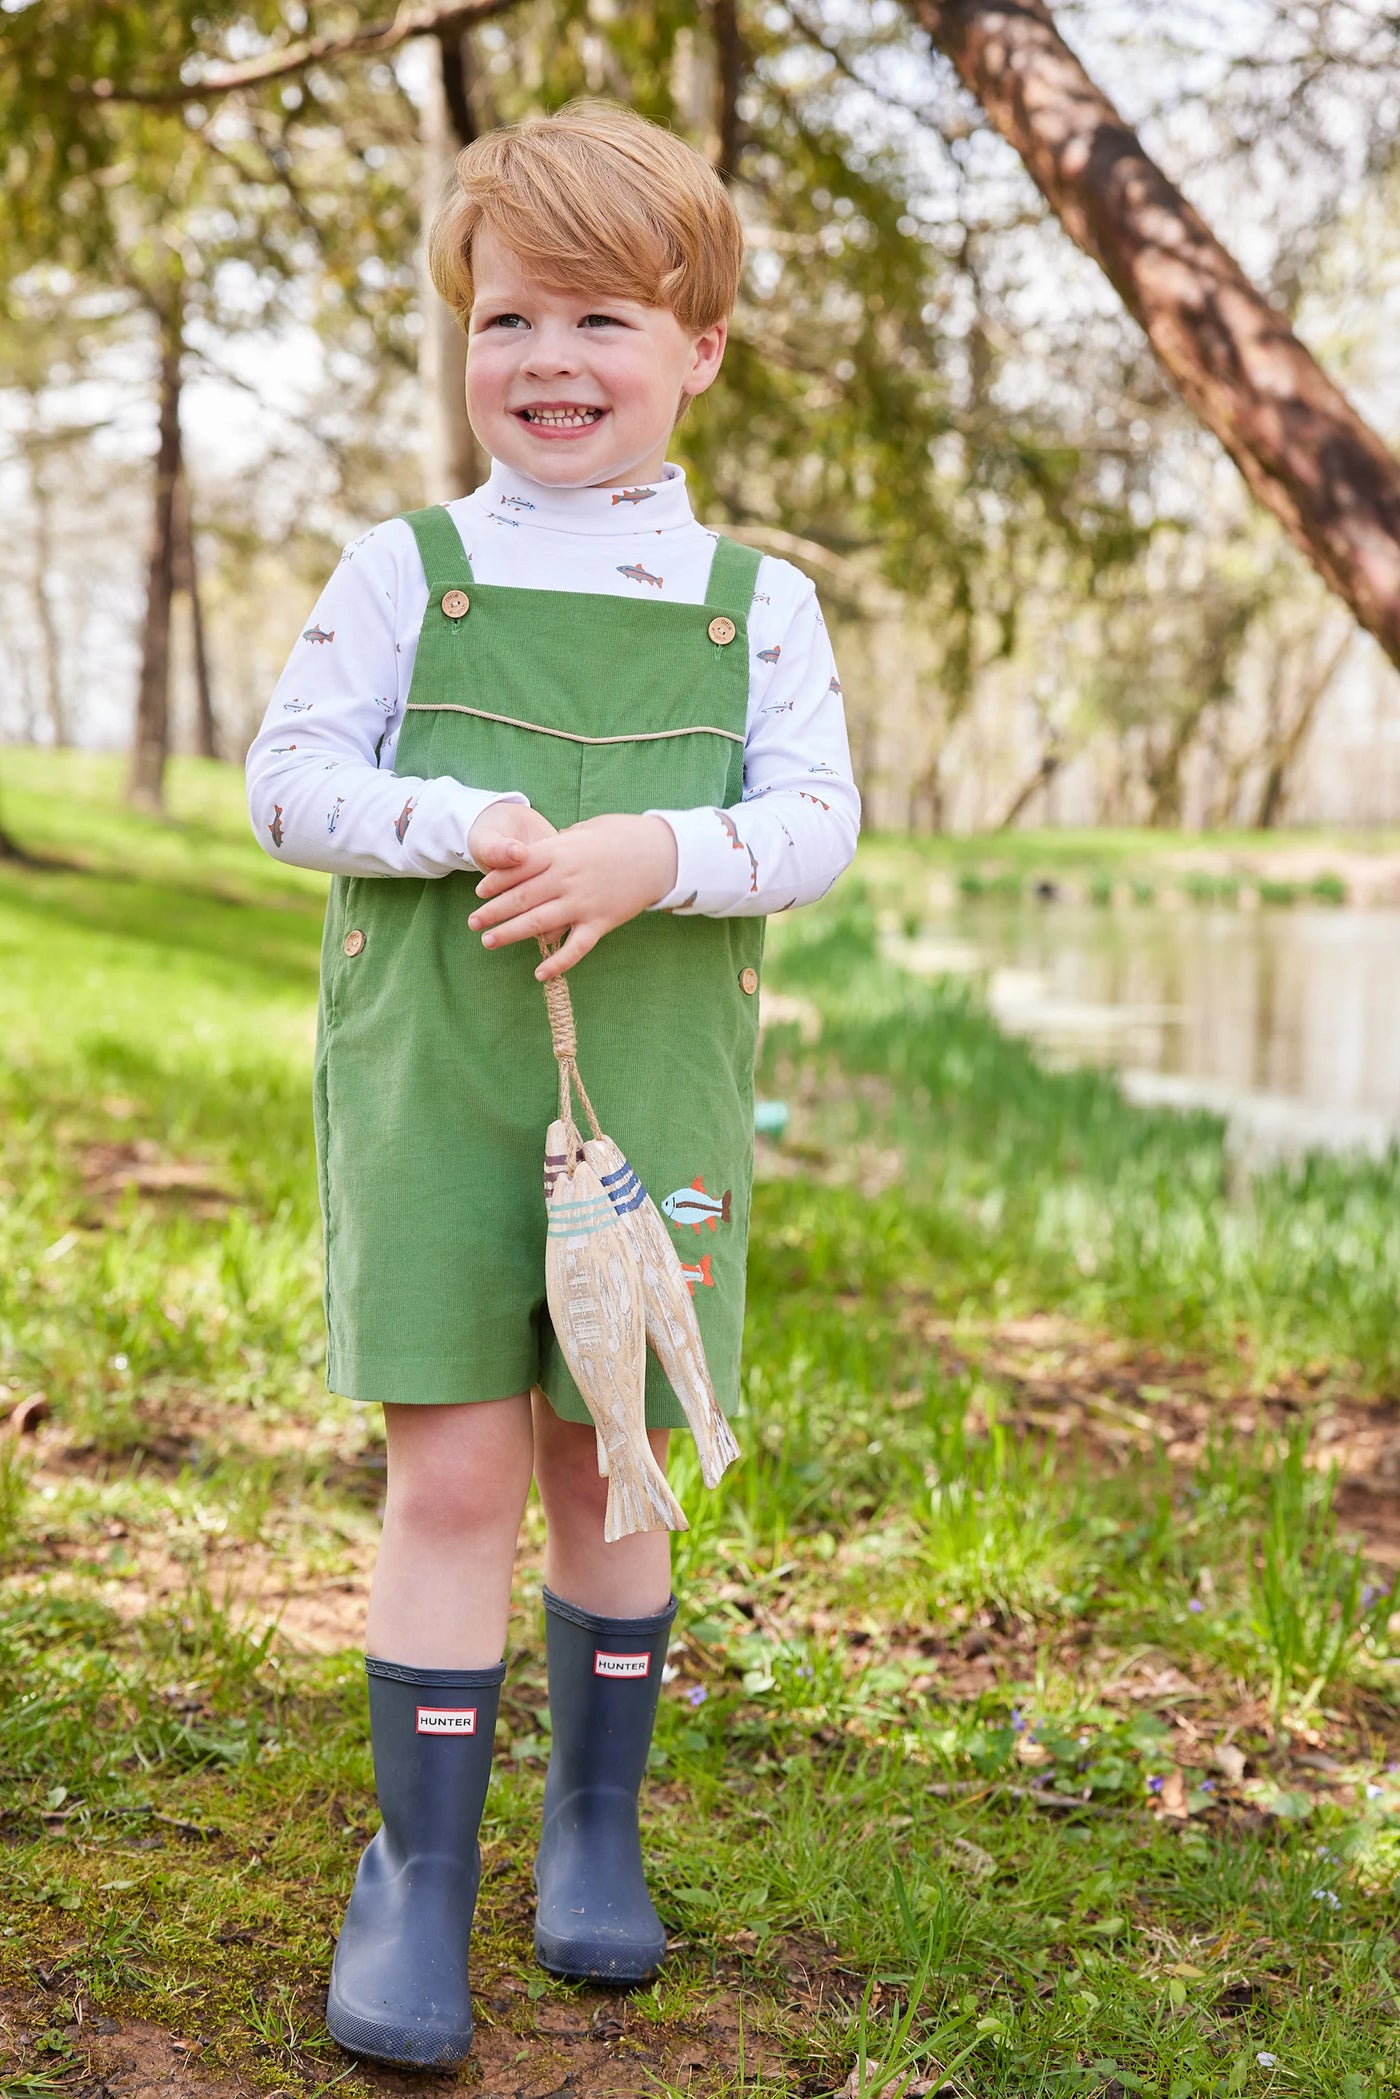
(839, 2062, 957, 2098)
(4, 1393, 48, 1435)
(1156, 1767, 1189, 1820)
(1214, 1743, 1247, 1785)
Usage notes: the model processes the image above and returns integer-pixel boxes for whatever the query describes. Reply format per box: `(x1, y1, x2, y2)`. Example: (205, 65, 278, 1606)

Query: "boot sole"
(533, 1927, 664, 1986)
(326, 1997, 474, 2068)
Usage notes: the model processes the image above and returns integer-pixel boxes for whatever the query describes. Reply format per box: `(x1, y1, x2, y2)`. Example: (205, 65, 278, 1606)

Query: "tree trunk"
(905, 0, 1400, 671)
(173, 465, 218, 760)
(128, 305, 183, 810)
(29, 452, 68, 746)
(1254, 625, 1350, 829)
(709, 0, 744, 183)
(419, 28, 486, 505)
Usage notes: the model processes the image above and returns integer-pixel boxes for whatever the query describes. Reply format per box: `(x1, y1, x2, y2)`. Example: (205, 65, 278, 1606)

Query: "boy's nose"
(521, 329, 582, 378)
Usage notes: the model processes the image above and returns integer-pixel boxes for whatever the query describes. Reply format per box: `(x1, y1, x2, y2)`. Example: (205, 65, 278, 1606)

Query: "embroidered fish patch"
(679, 1253, 715, 1296)
(757, 644, 782, 665)
(393, 796, 418, 843)
(611, 487, 657, 506)
(617, 561, 663, 589)
(662, 1177, 731, 1233)
(327, 796, 346, 836)
(267, 804, 285, 849)
(303, 625, 334, 644)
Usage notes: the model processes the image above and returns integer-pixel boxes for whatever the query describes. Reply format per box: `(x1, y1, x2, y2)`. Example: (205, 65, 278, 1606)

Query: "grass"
(0, 751, 1398, 2097)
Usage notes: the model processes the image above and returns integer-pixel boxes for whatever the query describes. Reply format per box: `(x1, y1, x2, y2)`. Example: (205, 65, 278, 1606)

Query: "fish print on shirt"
(663, 890, 700, 914)
(752, 591, 771, 606)
(303, 625, 334, 644)
(808, 762, 839, 776)
(327, 796, 346, 836)
(394, 796, 418, 843)
(267, 804, 285, 849)
(779, 822, 796, 848)
(372, 695, 396, 716)
(741, 784, 774, 802)
(283, 698, 312, 714)
(798, 791, 831, 811)
(269, 744, 298, 756)
(745, 843, 760, 895)
(501, 494, 536, 511)
(617, 561, 663, 589)
(611, 487, 657, 506)
(662, 1177, 731, 1232)
(679, 1252, 715, 1296)
(489, 511, 522, 527)
(827, 674, 843, 697)
(715, 810, 744, 850)
(759, 696, 796, 717)
(757, 645, 782, 666)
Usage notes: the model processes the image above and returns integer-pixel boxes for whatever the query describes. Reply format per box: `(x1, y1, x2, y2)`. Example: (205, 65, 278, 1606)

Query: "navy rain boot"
(326, 1656, 505, 2067)
(533, 1587, 677, 1982)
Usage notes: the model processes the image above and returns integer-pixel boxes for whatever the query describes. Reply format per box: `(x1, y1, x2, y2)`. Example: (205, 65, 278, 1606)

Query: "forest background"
(7, 0, 1400, 837)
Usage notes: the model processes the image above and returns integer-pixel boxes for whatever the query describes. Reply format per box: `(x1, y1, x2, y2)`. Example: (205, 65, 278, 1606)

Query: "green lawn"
(1, 753, 1397, 2099)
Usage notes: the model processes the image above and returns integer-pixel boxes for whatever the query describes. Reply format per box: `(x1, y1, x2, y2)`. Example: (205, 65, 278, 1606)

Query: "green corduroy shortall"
(312, 504, 765, 1428)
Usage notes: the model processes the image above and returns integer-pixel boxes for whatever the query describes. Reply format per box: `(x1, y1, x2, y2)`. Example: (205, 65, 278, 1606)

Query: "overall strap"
(397, 504, 476, 586)
(703, 534, 762, 610)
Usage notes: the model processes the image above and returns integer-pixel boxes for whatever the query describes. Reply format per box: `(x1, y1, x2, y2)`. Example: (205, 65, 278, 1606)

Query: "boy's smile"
(465, 227, 727, 489)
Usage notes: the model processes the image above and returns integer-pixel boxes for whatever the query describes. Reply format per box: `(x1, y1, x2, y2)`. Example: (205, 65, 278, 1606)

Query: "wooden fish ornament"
(581, 1135, 739, 1491)
(543, 1123, 686, 1542)
(537, 940, 740, 1536)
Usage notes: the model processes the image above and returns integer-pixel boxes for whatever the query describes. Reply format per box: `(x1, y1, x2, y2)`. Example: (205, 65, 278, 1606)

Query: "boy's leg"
(367, 1394, 535, 1667)
(530, 1396, 676, 1982)
(328, 1396, 533, 2067)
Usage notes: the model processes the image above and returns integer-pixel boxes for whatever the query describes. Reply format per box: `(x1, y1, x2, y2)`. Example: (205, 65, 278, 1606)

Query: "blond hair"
(427, 100, 743, 335)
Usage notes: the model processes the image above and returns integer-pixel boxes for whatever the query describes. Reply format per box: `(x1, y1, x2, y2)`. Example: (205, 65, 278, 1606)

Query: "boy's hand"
(467, 814, 680, 978)
(466, 800, 558, 876)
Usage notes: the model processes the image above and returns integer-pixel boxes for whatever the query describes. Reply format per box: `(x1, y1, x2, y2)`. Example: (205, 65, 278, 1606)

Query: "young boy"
(245, 100, 858, 2067)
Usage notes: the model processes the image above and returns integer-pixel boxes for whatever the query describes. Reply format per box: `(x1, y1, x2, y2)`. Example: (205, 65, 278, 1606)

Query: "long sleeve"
(646, 567, 860, 916)
(244, 525, 528, 878)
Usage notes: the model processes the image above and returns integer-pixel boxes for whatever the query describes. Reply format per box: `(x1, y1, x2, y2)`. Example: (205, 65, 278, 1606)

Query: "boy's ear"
(681, 316, 728, 401)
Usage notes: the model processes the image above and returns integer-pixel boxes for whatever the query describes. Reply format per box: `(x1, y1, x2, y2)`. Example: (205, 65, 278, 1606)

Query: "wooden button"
(708, 615, 736, 646)
(441, 589, 471, 619)
(739, 966, 759, 994)
(343, 930, 366, 957)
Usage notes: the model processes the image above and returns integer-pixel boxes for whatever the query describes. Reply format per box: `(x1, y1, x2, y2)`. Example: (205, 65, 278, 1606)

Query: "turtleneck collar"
(472, 458, 695, 536)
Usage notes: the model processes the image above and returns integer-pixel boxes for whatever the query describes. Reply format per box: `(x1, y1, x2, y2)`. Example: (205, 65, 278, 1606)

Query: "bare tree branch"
(81, 0, 521, 106)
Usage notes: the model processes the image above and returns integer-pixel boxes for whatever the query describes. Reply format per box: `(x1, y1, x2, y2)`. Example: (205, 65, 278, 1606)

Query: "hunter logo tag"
(593, 1651, 650, 1680)
(415, 1706, 478, 1735)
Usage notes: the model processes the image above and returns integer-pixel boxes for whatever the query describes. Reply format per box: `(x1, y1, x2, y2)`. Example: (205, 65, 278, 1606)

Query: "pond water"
(894, 903, 1400, 1164)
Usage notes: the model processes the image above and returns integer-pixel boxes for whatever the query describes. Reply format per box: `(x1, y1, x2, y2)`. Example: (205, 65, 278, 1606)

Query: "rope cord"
(538, 937, 602, 1160)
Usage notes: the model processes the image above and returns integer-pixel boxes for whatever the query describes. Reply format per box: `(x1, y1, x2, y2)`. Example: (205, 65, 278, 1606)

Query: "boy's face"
(465, 227, 727, 489)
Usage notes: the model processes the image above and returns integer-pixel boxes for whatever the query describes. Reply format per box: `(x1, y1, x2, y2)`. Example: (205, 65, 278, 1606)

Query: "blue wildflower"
(686, 1685, 708, 1708)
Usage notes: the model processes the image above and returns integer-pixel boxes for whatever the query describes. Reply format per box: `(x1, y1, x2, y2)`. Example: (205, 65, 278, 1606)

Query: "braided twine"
(537, 936, 602, 1161)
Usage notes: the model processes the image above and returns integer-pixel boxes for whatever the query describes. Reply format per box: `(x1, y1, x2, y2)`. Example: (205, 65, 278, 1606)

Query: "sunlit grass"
(1, 755, 1397, 2096)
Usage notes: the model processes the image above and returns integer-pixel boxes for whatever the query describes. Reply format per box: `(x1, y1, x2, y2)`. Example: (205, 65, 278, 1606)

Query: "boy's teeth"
(523, 408, 602, 427)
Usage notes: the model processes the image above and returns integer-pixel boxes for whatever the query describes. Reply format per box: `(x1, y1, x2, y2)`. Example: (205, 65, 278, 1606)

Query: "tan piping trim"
(404, 702, 744, 747)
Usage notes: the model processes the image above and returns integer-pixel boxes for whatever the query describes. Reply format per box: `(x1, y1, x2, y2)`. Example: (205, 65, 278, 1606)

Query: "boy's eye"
(483, 312, 528, 329)
(580, 313, 622, 328)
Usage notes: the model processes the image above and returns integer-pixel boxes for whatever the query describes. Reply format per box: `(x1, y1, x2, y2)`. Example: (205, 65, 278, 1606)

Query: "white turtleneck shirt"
(245, 460, 859, 916)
